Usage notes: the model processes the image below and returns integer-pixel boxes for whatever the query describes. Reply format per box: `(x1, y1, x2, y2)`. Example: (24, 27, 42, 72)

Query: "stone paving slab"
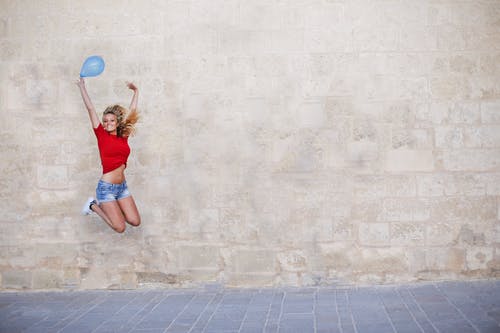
(0, 280, 499, 333)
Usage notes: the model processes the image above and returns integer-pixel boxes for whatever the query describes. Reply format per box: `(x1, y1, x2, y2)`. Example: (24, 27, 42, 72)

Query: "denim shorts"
(96, 179, 131, 203)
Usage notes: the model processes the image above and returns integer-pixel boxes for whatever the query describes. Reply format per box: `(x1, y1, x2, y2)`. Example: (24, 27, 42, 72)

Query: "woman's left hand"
(126, 82, 138, 91)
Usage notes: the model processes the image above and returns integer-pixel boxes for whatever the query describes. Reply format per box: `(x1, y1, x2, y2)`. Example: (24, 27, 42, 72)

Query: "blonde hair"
(103, 104, 139, 137)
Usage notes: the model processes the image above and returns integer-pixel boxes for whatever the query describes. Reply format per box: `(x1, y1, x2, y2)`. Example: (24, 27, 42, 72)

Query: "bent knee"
(113, 223, 126, 233)
(128, 218, 141, 227)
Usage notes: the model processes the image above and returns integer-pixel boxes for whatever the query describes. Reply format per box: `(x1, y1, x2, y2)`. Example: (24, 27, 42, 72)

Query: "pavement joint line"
(125, 290, 165, 333)
(407, 284, 441, 333)
(434, 283, 481, 333)
(312, 289, 317, 333)
(394, 286, 426, 333)
(190, 290, 224, 333)
(339, 289, 357, 333)
(55, 292, 109, 333)
(186, 292, 219, 333)
(276, 289, 287, 332)
(162, 292, 195, 333)
(378, 286, 407, 333)
(91, 291, 143, 333)
(237, 288, 255, 333)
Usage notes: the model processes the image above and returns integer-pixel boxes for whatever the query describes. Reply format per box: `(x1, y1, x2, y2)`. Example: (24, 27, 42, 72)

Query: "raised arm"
(127, 82, 139, 111)
(76, 77, 100, 129)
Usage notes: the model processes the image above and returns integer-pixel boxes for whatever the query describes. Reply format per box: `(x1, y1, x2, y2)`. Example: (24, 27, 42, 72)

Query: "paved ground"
(0, 280, 499, 333)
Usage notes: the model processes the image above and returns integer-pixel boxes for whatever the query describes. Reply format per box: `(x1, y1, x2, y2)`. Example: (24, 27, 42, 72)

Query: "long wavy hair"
(103, 104, 139, 137)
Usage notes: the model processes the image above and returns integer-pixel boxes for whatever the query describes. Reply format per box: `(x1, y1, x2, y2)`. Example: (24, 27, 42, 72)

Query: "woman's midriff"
(101, 164, 126, 184)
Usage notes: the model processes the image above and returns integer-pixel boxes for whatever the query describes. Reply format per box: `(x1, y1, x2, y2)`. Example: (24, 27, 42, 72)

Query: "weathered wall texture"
(1, 0, 500, 290)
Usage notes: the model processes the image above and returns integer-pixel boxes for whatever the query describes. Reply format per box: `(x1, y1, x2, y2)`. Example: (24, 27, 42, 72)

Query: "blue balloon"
(80, 55, 105, 77)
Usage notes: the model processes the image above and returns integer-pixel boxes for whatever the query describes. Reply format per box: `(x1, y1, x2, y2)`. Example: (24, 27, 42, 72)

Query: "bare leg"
(91, 202, 126, 233)
(117, 196, 141, 227)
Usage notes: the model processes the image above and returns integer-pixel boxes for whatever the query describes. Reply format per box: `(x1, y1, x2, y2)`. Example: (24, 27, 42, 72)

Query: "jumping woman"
(76, 78, 141, 233)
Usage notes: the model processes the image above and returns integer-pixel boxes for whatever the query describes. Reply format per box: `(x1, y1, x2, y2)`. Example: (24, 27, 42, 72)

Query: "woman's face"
(103, 113, 118, 134)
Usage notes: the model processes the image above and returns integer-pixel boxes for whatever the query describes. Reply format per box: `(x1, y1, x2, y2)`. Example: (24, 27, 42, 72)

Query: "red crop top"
(94, 124, 131, 174)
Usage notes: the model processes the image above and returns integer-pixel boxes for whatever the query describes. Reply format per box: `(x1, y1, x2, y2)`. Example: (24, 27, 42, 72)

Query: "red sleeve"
(93, 123, 105, 137)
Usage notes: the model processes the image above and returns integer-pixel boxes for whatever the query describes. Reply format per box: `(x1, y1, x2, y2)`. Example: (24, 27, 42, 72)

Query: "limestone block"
(176, 245, 219, 270)
(418, 174, 489, 197)
(80, 267, 109, 290)
(359, 223, 390, 246)
(332, 218, 354, 241)
(400, 26, 438, 51)
(37, 165, 68, 190)
(419, 101, 480, 125)
(392, 129, 432, 150)
(479, 54, 500, 76)
(2, 246, 37, 268)
(136, 272, 190, 288)
(450, 2, 497, 27)
(465, 28, 500, 52)
(406, 248, 427, 273)
(353, 25, 399, 52)
(391, 223, 425, 246)
(449, 54, 479, 75)
(0, 17, 6, 38)
(468, 75, 500, 100)
(120, 272, 138, 289)
(26, 79, 58, 105)
(272, 132, 325, 173)
(437, 25, 467, 51)
(355, 248, 408, 274)
(62, 269, 81, 289)
(427, 223, 460, 247)
(277, 250, 307, 273)
(2, 270, 32, 289)
(0, 40, 22, 62)
(296, 100, 326, 128)
(426, 248, 465, 271)
(279, 217, 334, 244)
(33, 270, 62, 289)
(481, 100, 500, 124)
(416, 174, 445, 197)
(457, 224, 490, 247)
(319, 243, 357, 272)
(277, 272, 301, 286)
(347, 141, 378, 162)
(191, 0, 238, 26)
(220, 207, 257, 243)
(354, 175, 416, 199)
(445, 174, 487, 196)
(465, 127, 500, 148)
(226, 273, 275, 287)
(304, 29, 352, 53)
(183, 269, 219, 284)
(435, 126, 464, 148)
(385, 149, 434, 172)
(466, 247, 494, 270)
(230, 249, 276, 274)
(438, 149, 500, 171)
(352, 198, 383, 222)
(379, 198, 430, 222)
(430, 75, 468, 99)
(187, 208, 218, 237)
(238, 3, 284, 30)
(431, 196, 497, 221)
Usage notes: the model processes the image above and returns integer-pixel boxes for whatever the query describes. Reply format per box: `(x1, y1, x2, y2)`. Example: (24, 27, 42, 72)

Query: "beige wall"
(1, 0, 499, 290)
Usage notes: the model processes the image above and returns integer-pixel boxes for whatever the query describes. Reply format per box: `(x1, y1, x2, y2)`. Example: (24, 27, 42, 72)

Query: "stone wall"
(1, 0, 499, 290)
